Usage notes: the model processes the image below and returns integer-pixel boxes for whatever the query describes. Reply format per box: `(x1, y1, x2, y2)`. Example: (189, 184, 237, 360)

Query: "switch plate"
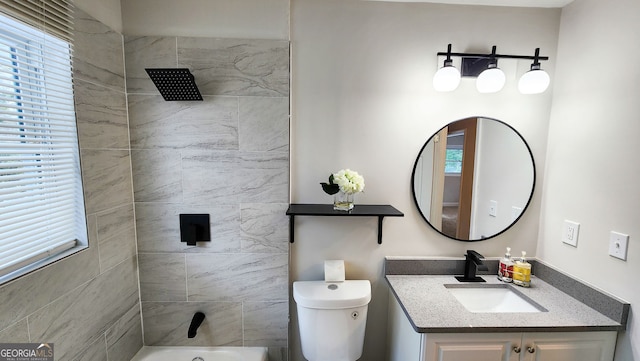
(609, 231, 629, 261)
(511, 206, 523, 222)
(489, 200, 498, 217)
(562, 220, 580, 247)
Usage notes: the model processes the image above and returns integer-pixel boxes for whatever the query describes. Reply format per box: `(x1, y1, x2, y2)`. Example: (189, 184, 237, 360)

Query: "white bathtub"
(129, 346, 268, 361)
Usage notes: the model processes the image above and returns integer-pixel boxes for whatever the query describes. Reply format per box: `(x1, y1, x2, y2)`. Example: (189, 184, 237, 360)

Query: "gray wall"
(124, 36, 290, 361)
(0, 8, 141, 361)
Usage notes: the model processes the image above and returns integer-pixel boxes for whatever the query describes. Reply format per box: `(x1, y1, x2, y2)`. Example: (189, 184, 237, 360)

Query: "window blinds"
(0, 0, 74, 43)
(0, 1, 85, 279)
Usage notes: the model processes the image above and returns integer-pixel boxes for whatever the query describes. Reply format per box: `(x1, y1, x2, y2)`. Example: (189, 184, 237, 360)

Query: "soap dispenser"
(512, 251, 531, 287)
(498, 247, 514, 283)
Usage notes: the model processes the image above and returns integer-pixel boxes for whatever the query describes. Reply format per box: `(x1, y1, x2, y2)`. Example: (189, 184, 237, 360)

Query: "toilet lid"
(293, 280, 371, 309)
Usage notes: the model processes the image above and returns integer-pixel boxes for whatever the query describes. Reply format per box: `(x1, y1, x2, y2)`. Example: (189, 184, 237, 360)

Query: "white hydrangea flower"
(332, 169, 365, 194)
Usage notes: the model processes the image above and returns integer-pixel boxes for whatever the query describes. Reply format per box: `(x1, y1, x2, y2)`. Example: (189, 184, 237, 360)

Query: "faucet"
(188, 312, 206, 338)
(455, 250, 488, 282)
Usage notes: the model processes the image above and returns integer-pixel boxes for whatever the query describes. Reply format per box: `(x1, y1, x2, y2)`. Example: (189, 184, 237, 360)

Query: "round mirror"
(411, 117, 535, 241)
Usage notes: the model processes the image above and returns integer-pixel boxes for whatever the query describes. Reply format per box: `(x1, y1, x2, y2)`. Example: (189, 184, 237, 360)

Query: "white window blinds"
(0, 0, 86, 280)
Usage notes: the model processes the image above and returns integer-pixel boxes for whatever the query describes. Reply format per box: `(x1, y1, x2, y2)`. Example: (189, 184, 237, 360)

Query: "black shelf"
(286, 204, 404, 244)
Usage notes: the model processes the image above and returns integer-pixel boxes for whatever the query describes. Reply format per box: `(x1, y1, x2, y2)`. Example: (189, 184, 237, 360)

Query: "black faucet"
(188, 312, 206, 338)
(455, 250, 488, 282)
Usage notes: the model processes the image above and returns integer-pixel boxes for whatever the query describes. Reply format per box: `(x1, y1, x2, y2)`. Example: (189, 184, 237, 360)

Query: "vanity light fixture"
(433, 44, 461, 92)
(476, 46, 505, 93)
(518, 48, 551, 94)
(434, 44, 550, 94)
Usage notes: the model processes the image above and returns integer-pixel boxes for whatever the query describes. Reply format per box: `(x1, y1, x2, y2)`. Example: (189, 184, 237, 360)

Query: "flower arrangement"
(320, 169, 365, 195)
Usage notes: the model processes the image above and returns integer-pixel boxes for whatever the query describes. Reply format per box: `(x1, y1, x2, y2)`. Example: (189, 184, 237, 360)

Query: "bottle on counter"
(497, 247, 514, 283)
(512, 251, 531, 287)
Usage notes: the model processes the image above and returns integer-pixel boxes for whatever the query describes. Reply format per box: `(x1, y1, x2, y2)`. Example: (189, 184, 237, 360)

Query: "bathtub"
(129, 346, 268, 361)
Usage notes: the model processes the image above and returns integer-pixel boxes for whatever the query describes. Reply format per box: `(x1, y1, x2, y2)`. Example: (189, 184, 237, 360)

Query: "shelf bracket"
(289, 215, 295, 243)
(377, 216, 385, 245)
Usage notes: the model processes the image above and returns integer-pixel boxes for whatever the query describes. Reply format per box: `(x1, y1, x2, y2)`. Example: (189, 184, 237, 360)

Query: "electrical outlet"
(609, 231, 629, 261)
(489, 200, 498, 217)
(562, 220, 580, 247)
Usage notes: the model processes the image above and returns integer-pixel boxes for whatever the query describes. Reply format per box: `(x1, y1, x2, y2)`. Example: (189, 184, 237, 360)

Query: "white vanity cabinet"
(387, 294, 617, 361)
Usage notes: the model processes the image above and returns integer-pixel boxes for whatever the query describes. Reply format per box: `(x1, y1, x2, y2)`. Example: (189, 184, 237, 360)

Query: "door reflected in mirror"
(412, 117, 535, 241)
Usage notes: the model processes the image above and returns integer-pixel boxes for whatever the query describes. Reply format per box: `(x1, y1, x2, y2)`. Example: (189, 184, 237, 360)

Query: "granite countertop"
(386, 274, 625, 333)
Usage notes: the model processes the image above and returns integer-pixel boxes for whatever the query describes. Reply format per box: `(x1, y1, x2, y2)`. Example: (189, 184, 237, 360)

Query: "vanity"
(385, 258, 629, 361)
(389, 116, 629, 360)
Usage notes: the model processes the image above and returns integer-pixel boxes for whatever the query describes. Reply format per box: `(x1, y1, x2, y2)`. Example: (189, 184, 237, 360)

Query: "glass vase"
(333, 191, 354, 211)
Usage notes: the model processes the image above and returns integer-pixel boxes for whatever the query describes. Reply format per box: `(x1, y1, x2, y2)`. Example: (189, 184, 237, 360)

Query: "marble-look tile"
(244, 302, 288, 347)
(124, 36, 178, 93)
(181, 150, 240, 205)
(238, 152, 289, 203)
(87, 214, 98, 247)
(141, 302, 242, 346)
(97, 204, 136, 273)
(177, 37, 289, 97)
(0, 318, 30, 342)
(81, 149, 133, 214)
(187, 253, 288, 302)
(239, 97, 289, 152)
(75, 79, 129, 150)
(267, 347, 288, 361)
(135, 203, 241, 253)
(240, 203, 289, 253)
(70, 335, 108, 361)
(28, 258, 139, 361)
(73, 8, 124, 91)
(181, 150, 289, 205)
(96, 204, 135, 242)
(0, 246, 99, 331)
(138, 253, 186, 302)
(128, 95, 238, 150)
(106, 304, 143, 361)
(131, 149, 183, 203)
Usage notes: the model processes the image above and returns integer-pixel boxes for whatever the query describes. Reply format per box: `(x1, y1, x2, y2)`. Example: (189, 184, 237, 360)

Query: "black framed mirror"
(411, 117, 535, 241)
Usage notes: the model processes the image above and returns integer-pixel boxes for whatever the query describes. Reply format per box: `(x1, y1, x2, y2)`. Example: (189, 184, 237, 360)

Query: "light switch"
(562, 220, 580, 247)
(609, 231, 629, 261)
(489, 200, 498, 217)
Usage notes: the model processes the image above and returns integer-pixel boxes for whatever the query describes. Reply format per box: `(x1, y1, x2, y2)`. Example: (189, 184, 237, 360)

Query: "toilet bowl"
(293, 280, 371, 361)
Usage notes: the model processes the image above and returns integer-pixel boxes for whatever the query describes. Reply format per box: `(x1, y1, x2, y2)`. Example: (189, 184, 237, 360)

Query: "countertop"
(386, 274, 625, 333)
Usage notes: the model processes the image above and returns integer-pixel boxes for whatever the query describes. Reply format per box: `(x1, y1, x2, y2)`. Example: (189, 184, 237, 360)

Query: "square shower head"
(145, 68, 203, 101)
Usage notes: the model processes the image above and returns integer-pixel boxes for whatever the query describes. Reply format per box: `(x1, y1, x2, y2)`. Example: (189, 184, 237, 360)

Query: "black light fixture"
(476, 46, 505, 93)
(432, 44, 461, 92)
(518, 48, 551, 94)
(433, 44, 550, 94)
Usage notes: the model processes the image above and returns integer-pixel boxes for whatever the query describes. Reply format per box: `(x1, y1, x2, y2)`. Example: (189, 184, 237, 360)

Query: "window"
(0, 1, 86, 282)
(445, 148, 463, 174)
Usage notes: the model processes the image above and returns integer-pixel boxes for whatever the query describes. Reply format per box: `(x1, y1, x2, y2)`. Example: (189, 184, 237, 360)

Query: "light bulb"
(476, 65, 505, 93)
(433, 64, 461, 92)
(518, 68, 550, 94)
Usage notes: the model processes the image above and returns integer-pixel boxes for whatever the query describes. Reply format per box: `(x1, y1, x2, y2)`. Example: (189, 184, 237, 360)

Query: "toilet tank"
(293, 280, 371, 361)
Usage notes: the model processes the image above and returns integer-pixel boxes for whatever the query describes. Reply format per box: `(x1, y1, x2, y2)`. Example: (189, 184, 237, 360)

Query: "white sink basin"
(445, 284, 545, 313)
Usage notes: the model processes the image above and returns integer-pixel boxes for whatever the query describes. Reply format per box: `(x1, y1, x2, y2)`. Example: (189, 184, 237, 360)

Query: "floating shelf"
(286, 204, 404, 244)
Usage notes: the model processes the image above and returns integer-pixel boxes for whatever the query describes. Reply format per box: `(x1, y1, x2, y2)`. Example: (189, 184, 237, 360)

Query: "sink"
(445, 284, 546, 313)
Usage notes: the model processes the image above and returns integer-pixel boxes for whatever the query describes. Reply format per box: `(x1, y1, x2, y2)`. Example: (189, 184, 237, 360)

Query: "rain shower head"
(145, 68, 203, 101)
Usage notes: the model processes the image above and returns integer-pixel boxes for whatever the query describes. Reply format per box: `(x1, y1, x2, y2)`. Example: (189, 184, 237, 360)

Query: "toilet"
(293, 280, 371, 361)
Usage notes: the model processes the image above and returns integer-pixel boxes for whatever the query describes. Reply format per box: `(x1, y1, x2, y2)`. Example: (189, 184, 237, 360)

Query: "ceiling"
(364, 0, 574, 8)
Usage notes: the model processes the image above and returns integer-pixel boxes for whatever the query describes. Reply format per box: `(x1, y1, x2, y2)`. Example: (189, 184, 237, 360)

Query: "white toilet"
(293, 280, 371, 361)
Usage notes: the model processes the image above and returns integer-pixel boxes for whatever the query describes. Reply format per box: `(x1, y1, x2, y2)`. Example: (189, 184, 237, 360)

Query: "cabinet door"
(423, 333, 520, 361)
(387, 293, 422, 361)
(521, 331, 616, 361)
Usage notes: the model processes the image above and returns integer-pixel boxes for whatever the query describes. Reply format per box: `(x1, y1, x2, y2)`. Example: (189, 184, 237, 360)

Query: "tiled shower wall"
(124, 36, 290, 360)
(0, 9, 141, 361)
